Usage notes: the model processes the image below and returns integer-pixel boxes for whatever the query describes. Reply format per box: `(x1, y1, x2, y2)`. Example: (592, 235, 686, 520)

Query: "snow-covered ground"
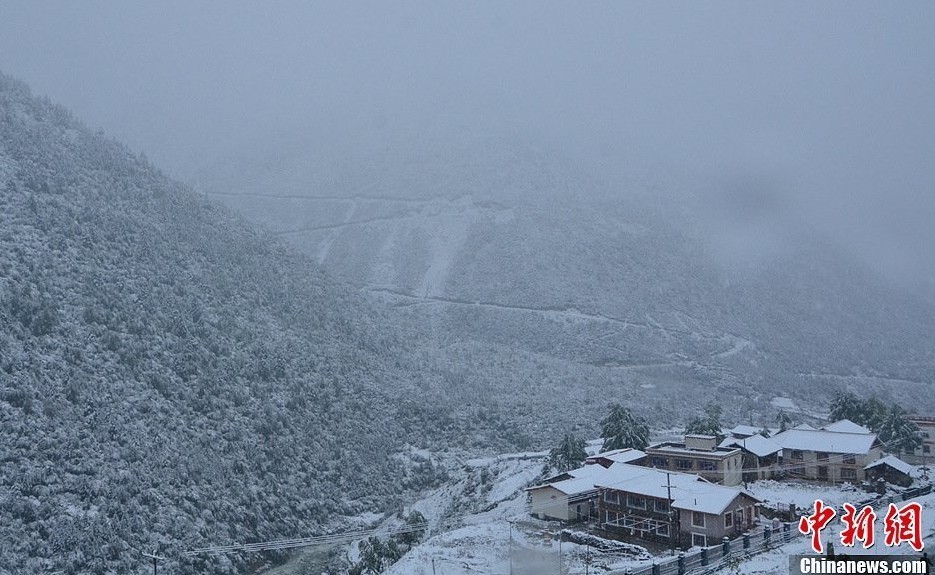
(377, 459, 935, 575)
(746, 480, 861, 512)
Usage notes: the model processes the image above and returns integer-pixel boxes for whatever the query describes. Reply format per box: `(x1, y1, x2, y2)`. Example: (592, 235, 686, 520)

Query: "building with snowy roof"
(770, 424, 883, 483)
(822, 419, 872, 434)
(645, 435, 744, 486)
(592, 464, 761, 549)
(585, 448, 646, 468)
(864, 455, 914, 487)
(720, 434, 782, 481)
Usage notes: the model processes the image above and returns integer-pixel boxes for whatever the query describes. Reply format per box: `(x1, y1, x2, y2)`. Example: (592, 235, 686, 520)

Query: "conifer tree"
(548, 432, 588, 472)
(600, 404, 650, 452)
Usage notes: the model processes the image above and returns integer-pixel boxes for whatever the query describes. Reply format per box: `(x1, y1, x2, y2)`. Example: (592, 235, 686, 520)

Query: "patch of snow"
(770, 397, 798, 411)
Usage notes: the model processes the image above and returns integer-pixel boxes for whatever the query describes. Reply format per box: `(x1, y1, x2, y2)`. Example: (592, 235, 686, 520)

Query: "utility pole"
(665, 472, 677, 553)
(558, 531, 563, 575)
(432, 557, 437, 575)
(141, 551, 164, 575)
(508, 520, 514, 575)
(585, 512, 592, 575)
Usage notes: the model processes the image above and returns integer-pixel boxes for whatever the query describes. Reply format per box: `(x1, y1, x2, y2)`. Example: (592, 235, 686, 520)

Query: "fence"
(601, 524, 797, 575)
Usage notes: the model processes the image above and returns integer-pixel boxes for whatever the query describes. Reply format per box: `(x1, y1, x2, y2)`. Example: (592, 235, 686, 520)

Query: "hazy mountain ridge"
(0, 73, 506, 575)
(198, 132, 935, 421)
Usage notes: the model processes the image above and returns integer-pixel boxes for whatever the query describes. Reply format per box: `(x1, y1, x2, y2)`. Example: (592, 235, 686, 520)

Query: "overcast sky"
(1, 2, 933, 290)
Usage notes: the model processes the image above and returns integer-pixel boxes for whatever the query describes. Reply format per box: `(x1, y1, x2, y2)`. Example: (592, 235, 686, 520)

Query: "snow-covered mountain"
(193, 129, 935, 426)
(0, 73, 507, 575)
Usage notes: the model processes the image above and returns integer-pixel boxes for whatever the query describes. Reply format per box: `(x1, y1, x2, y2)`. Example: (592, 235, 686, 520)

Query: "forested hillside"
(0, 73, 492, 575)
(196, 129, 935, 422)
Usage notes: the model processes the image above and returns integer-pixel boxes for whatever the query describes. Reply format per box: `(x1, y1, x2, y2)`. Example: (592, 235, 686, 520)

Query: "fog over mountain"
(1, 2, 933, 290)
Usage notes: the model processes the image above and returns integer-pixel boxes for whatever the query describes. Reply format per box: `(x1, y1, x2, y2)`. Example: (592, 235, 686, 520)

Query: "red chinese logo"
(799, 500, 925, 553)
(883, 502, 924, 552)
(799, 499, 837, 554)
(840, 503, 876, 549)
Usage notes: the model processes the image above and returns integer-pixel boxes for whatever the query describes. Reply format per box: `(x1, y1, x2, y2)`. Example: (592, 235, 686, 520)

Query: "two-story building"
(720, 434, 782, 482)
(644, 435, 744, 486)
(593, 464, 761, 549)
(771, 422, 883, 483)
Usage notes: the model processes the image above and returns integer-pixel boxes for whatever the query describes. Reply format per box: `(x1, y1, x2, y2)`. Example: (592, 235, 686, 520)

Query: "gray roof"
(592, 464, 760, 515)
(823, 419, 872, 435)
(721, 434, 782, 458)
(772, 428, 878, 455)
(864, 455, 913, 475)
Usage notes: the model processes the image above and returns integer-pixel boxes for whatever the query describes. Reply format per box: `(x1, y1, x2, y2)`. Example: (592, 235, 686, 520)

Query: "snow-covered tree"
(830, 391, 864, 423)
(877, 405, 922, 454)
(600, 404, 650, 452)
(829, 392, 889, 433)
(394, 510, 427, 548)
(685, 404, 725, 440)
(547, 432, 588, 473)
(776, 410, 793, 433)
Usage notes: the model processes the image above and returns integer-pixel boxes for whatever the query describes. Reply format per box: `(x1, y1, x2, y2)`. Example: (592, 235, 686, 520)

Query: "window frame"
(627, 494, 647, 510)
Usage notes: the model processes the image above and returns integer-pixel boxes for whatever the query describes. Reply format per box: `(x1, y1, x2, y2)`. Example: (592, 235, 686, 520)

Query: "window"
(676, 459, 694, 471)
(606, 511, 618, 525)
(925, 445, 931, 454)
(699, 460, 716, 471)
(817, 452, 829, 461)
(725, 512, 733, 528)
(842, 454, 856, 465)
(692, 533, 707, 548)
(628, 494, 647, 510)
(652, 456, 669, 468)
(604, 491, 619, 504)
(692, 511, 706, 528)
(841, 468, 857, 480)
(623, 515, 635, 528)
(817, 466, 828, 479)
(654, 499, 669, 513)
(656, 524, 670, 536)
(791, 450, 804, 461)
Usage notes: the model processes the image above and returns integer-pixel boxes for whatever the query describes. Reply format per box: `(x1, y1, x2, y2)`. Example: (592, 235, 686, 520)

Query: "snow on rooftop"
(790, 423, 816, 431)
(588, 448, 646, 464)
(592, 464, 756, 515)
(530, 462, 619, 495)
(721, 434, 781, 458)
(728, 425, 763, 437)
(864, 455, 913, 475)
(771, 428, 877, 454)
(647, 443, 740, 457)
(822, 419, 872, 434)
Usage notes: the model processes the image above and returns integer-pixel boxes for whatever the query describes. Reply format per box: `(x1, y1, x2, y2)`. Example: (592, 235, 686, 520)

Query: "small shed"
(864, 456, 913, 487)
